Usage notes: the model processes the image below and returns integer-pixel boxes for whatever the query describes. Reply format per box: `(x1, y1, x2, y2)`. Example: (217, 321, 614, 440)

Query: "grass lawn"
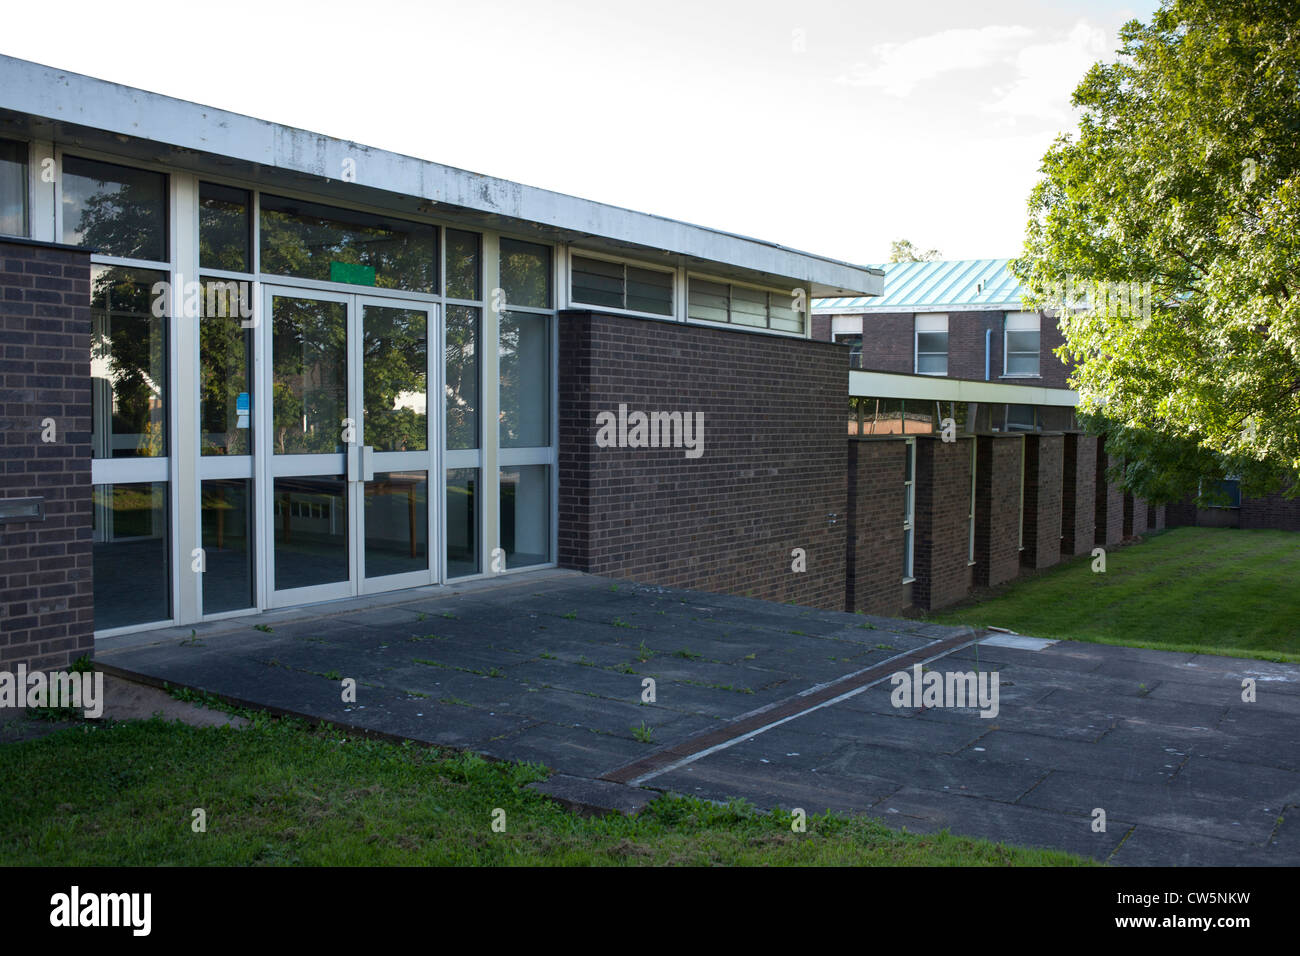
(929, 527, 1300, 661)
(0, 716, 1089, 867)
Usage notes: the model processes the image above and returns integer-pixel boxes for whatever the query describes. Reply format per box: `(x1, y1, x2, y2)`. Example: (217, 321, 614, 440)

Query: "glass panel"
(91, 266, 168, 458)
(365, 471, 428, 577)
(0, 139, 28, 237)
(730, 285, 767, 327)
(625, 265, 673, 316)
(571, 255, 624, 309)
(904, 443, 914, 483)
(200, 280, 252, 455)
(199, 182, 251, 272)
(445, 305, 480, 450)
(687, 278, 729, 323)
(499, 237, 551, 308)
(767, 291, 804, 332)
(362, 305, 427, 452)
(1006, 330, 1040, 375)
(271, 295, 347, 455)
(260, 194, 437, 292)
(62, 156, 167, 261)
(499, 311, 550, 447)
(500, 464, 550, 568)
(446, 468, 478, 578)
(445, 228, 481, 300)
(273, 476, 348, 589)
(916, 353, 948, 375)
(201, 478, 253, 613)
(93, 481, 170, 629)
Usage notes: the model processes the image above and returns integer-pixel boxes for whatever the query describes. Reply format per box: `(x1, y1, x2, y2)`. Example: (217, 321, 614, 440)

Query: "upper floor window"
(571, 254, 673, 316)
(500, 237, 552, 309)
(688, 277, 805, 334)
(63, 155, 168, 262)
(200, 182, 252, 273)
(0, 139, 28, 238)
(1004, 311, 1040, 377)
(915, 313, 948, 375)
(1201, 477, 1242, 509)
(835, 333, 863, 368)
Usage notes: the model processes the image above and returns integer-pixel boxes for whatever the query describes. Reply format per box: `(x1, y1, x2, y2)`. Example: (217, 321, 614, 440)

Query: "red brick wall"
(1061, 432, 1097, 555)
(913, 435, 974, 609)
(0, 239, 94, 670)
(1240, 491, 1300, 531)
(1124, 493, 1149, 538)
(1149, 503, 1166, 531)
(1095, 439, 1126, 546)
(846, 438, 908, 614)
(558, 311, 847, 609)
(1022, 433, 1063, 569)
(974, 434, 1024, 587)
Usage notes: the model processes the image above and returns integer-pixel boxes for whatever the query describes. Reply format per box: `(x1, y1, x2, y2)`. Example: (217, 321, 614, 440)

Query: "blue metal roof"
(813, 259, 1027, 312)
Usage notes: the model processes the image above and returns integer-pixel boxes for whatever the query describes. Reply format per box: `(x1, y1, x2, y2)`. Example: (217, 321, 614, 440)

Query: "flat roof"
(0, 54, 882, 298)
(814, 259, 1025, 313)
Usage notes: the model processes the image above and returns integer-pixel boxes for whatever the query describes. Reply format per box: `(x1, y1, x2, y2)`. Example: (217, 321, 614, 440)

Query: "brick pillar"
(1124, 493, 1149, 539)
(1095, 437, 1125, 547)
(974, 434, 1023, 587)
(847, 439, 907, 615)
(913, 435, 974, 610)
(1149, 503, 1166, 531)
(0, 238, 94, 670)
(1061, 432, 1097, 555)
(1022, 433, 1063, 569)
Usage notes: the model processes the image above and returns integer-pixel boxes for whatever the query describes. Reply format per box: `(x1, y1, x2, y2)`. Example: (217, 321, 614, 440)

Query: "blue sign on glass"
(236, 392, 250, 414)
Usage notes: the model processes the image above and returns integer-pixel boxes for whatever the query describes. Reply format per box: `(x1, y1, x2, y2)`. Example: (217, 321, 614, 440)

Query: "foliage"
(888, 239, 943, 262)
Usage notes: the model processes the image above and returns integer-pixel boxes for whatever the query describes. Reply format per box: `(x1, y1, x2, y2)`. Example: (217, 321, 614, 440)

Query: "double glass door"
(260, 285, 438, 607)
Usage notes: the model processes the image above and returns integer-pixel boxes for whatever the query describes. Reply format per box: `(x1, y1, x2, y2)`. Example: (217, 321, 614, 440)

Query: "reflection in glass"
(499, 238, 551, 308)
(445, 229, 481, 300)
(62, 156, 167, 261)
(272, 296, 347, 454)
(201, 479, 254, 613)
(363, 305, 426, 452)
(200, 280, 252, 455)
(91, 266, 168, 458)
(93, 482, 170, 629)
(500, 465, 550, 568)
(499, 311, 550, 448)
(446, 469, 478, 578)
(199, 182, 251, 272)
(0, 138, 28, 237)
(273, 477, 348, 590)
(260, 194, 437, 292)
(445, 306, 479, 450)
(365, 471, 428, 577)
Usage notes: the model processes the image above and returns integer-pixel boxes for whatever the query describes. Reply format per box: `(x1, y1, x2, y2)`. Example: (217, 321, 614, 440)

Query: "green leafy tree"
(889, 239, 942, 262)
(1013, 0, 1300, 500)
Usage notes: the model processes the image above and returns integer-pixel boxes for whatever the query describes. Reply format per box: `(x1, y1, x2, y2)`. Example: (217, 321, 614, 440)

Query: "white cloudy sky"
(2, 0, 1156, 265)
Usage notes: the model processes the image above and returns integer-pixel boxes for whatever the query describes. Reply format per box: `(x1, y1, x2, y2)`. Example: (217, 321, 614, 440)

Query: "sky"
(2, 0, 1160, 266)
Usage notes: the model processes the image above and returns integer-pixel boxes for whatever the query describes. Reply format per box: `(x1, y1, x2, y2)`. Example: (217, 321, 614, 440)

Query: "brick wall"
(1022, 433, 1063, 569)
(558, 311, 847, 609)
(974, 434, 1024, 587)
(846, 438, 908, 614)
(0, 239, 94, 671)
(853, 313, 914, 373)
(913, 435, 974, 609)
(1148, 502, 1166, 531)
(1124, 493, 1149, 539)
(1095, 439, 1125, 546)
(1061, 432, 1097, 555)
(1240, 490, 1300, 531)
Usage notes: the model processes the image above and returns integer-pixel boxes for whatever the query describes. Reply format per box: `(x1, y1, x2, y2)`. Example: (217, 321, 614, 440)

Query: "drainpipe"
(984, 328, 991, 381)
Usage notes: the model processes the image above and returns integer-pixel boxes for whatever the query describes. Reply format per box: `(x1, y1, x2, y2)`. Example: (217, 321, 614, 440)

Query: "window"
(445, 229, 481, 300)
(0, 138, 28, 237)
(1201, 477, 1242, 509)
(903, 438, 916, 581)
(570, 254, 673, 316)
(915, 314, 948, 375)
(835, 333, 863, 368)
(91, 266, 169, 458)
(498, 311, 550, 447)
(1005, 404, 1037, 431)
(445, 306, 480, 450)
(687, 277, 805, 334)
(500, 465, 551, 568)
(63, 156, 168, 261)
(500, 238, 552, 308)
(199, 182, 251, 272)
(1004, 311, 1040, 376)
(259, 193, 437, 292)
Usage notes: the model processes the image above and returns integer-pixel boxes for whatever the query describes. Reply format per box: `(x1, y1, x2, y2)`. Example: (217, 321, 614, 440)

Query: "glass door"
(259, 286, 437, 608)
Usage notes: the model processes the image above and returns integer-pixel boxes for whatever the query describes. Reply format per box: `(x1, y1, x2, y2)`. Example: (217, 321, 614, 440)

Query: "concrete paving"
(95, 568, 1300, 866)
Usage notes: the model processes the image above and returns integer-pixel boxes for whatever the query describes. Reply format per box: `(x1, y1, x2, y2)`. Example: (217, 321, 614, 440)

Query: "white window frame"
(833, 331, 863, 368)
(566, 248, 676, 321)
(914, 313, 948, 376)
(685, 271, 808, 338)
(1003, 311, 1041, 378)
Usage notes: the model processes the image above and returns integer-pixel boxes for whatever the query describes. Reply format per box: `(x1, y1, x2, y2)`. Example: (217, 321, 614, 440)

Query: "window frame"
(914, 313, 949, 376)
(686, 271, 808, 338)
(0, 136, 31, 239)
(1003, 311, 1041, 378)
(567, 248, 676, 320)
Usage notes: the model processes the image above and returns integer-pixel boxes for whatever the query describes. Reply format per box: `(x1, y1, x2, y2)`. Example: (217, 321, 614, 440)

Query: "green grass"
(930, 527, 1300, 661)
(0, 718, 1090, 866)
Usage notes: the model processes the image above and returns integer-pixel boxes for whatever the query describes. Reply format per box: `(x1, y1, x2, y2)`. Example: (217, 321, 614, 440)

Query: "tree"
(1013, 0, 1300, 500)
(889, 239, 942, 262)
